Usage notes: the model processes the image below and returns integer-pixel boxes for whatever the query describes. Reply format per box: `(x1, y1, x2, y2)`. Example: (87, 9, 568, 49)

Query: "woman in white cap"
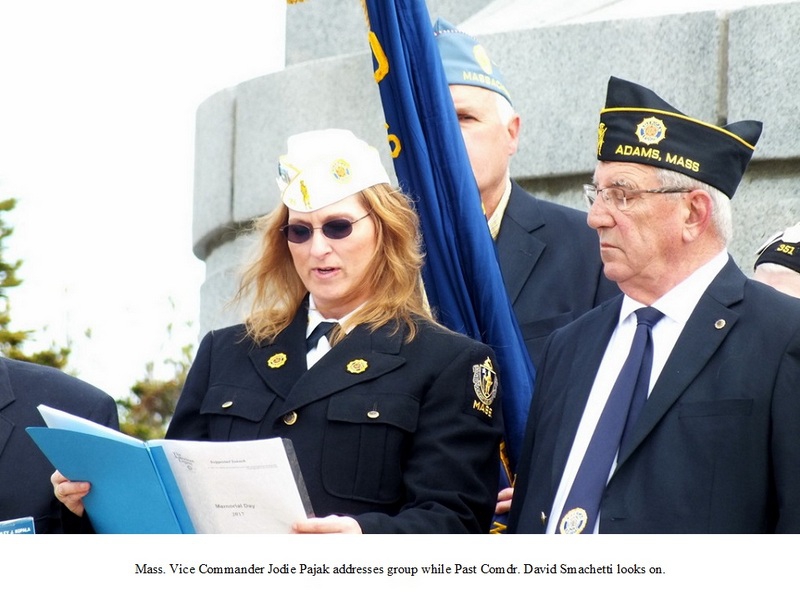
(54, 129, 503, 534)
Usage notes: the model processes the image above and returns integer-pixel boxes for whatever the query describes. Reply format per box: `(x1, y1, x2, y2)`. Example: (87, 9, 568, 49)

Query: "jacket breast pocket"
(321, 393, 419, 504)
(519, 312, 574, 341)
(678, 398, 753, 418)
(199, 385, 277, 440)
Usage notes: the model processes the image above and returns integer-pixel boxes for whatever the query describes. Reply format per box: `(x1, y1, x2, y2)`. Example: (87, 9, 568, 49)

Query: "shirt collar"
(307, 295, 360, 335)
(619, 249, 729, 326)
(487, 178, 512, 240)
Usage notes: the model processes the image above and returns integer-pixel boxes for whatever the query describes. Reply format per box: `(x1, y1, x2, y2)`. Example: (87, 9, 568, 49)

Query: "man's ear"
(507, 113, 521, 155)
(683, 189, 713, 243)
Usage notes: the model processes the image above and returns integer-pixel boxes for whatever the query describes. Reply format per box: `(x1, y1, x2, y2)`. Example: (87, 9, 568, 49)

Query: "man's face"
(587, 161, 689, 300)
(449, 84, 519, 215)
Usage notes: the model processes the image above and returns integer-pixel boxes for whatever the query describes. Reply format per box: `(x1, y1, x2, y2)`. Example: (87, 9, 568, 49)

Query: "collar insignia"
(346, 359, 368, 374)
(267, 353, 287, 369)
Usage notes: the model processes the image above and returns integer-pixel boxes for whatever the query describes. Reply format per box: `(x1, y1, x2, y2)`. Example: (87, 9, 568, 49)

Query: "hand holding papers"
(27, 405, 314, 534)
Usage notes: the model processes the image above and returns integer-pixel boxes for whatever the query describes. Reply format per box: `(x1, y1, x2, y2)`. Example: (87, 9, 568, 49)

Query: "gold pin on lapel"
(283, 411, 298, 426)
(346, 359, 368, 374)
(714, 319, 726, 330)
(268, 352, 287, 369)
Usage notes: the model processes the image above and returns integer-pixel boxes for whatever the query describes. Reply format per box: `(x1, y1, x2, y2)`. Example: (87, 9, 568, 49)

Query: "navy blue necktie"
(557, 306, 664, 534)
(306, 321, 337, 351)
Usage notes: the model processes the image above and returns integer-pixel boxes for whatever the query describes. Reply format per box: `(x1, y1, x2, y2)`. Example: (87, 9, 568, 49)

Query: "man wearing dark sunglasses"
(54, 128, 504, 534)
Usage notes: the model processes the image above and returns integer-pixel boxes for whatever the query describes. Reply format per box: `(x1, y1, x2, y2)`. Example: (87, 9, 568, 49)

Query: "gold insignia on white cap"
(276, 129, 390, 213)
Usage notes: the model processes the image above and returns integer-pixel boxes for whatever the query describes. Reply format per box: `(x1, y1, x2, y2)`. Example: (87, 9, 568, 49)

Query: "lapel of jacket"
(496, 183, 546, 304)
(248, 307, 407, 415)
(248, 308, 310, 401)
(549, 297, 622, 489)
(616, 258, 745, 466)
(280, 322, 407, 414)
(0, 359, 16, 457)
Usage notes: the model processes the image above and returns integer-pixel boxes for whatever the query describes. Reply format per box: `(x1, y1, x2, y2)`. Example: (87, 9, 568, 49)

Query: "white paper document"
(30, 405, 314, 534)
(155, 438, 314, 534)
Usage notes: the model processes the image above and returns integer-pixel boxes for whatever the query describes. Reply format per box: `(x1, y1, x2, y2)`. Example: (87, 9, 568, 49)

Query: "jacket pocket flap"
(327, 393, 419, 432)
(199, 385, 275, 422)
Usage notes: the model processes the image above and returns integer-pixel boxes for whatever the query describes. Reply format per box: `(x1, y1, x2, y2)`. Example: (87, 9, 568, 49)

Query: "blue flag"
(361, 0, 535, 481)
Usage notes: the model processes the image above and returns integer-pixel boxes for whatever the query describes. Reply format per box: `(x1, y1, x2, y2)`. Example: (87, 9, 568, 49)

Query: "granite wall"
(192, 1, 800, 334)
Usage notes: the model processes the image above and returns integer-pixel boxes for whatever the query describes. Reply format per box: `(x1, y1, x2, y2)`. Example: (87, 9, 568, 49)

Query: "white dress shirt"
(546, 250, 729, 533)
(306, 296, 359, 369)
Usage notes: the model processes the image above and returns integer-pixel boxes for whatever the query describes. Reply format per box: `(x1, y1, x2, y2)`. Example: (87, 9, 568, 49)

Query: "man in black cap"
(508, 76, 800, 534)
(753, 222, 800, 298)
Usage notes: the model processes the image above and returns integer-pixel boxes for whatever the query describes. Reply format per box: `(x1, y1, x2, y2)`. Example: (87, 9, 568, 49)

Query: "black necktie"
(306, 321, 337, 352)
(557, 306, 664, 534)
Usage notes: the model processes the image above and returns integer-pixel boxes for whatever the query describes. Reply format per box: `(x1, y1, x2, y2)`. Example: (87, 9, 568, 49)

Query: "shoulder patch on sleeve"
(471, 356, 498, 418)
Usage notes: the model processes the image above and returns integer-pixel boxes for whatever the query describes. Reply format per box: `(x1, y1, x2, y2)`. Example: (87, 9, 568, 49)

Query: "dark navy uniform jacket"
(496, 182, 619, 369)
(0, 358, 118, 533)
(167, 307, 504, 533)
(509, 259, 800, 533)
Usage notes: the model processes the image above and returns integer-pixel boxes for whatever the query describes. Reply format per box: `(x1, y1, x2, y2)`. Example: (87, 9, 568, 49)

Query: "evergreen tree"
(116, 334, 193, 440)
(0, 198, 70, 368)
(0, 195, 191, 439)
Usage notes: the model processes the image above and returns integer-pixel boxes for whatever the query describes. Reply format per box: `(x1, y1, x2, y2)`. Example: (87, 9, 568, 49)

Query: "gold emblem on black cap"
(597, 122, 607, 155)
(635, 116, 667, 145)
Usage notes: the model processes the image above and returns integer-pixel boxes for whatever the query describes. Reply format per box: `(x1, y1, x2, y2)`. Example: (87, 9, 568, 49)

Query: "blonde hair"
(236, 183, 432, 344)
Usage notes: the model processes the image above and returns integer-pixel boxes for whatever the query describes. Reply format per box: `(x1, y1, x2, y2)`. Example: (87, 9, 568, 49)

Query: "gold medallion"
(635, 116, 667, 145)
(267, 352, 287, 369)
(559, 507, 588, 534)
(331, 158, 352, 183)
(346, 359, 368, 374)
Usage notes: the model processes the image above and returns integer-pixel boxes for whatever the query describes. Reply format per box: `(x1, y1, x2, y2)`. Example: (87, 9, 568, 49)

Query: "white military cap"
(276, 129, 390, 212)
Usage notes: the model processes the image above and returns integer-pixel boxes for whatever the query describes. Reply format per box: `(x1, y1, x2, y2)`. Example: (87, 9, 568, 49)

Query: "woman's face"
(285, 193, 377, 319)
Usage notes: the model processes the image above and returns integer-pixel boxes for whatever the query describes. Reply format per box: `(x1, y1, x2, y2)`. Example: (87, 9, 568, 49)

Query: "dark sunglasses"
(279, 212, 372, 244)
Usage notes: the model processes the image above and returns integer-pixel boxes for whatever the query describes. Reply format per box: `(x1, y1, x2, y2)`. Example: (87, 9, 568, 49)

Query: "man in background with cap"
(753, 222, 800, 298)
(433, 19, 618, 372)
(508, 76, 800, 534)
